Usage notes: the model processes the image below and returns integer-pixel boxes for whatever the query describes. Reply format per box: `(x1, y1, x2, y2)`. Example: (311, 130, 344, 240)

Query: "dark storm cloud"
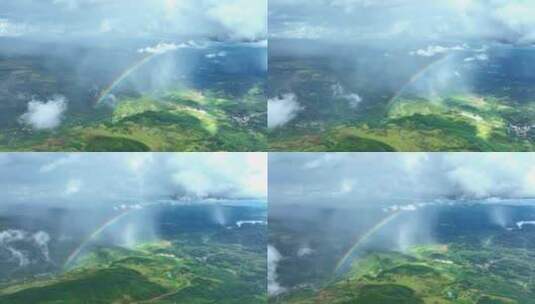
(0, 0, 266, 41)
(269, 153, 535, 207)
(270, 0, 535, 44)
(0, 153, 266, 206)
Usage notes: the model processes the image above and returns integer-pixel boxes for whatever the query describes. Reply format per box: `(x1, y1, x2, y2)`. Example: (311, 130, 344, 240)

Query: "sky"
(269, 153, 535, 207)
(0, 153, 267, 206)
(0, 0, 267, 41)
(270, 0, 535, 45)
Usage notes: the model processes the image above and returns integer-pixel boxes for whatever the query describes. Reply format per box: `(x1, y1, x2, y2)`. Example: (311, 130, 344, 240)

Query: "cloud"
(137, 40, 208, 55)
(269, 153, 535, 207)
(268, 245, 286, 297)
(464, 53, 489, 62)
(0, 19, 30, 37)
(169, 153, 267, 199)
(137, 43, 179, 54)
(0, 153, 267, 207)
(297, 246, 314, 257)
(0, 229, 51, 266)
(205, 51, 227, 58)
(64, 179, 82, 196)
(207, 0, 267, 41)
(3, 0, 267, 41)
(332, 83, 363, 108)
(19, 96, 67, 130)
(268, 93, 303, 129)
(270, 0, 535, 44)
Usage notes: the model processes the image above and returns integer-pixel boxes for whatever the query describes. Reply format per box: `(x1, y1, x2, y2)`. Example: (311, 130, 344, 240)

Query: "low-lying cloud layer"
(0, 153, 267, 206)
(269, 153, 535, 207)
(1, 0, 266, 41)
(270, 0, 535, 45)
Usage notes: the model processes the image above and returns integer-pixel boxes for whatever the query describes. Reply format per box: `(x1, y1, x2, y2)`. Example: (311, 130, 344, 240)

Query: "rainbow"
(95, 52, 161, 106)
(386, 54, 454, 107)
(63, 210, 132, 269)
(333, 211, 401, 277)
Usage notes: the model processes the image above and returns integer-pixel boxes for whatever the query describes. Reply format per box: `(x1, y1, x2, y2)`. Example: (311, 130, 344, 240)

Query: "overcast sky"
(269, 153, 535, 207)
(0, 0, 266, 41)
(270, 0, 535, 44)
(0, 153, 267, 206)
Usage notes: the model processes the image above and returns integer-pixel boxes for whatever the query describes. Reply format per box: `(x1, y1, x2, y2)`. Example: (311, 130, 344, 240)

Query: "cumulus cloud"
(0, 18, 30, 37)
(19, 96, 67, 130)
(269, 153, 535, 207)
(268, 245, 286, 297)
(268, 93, 302, 129)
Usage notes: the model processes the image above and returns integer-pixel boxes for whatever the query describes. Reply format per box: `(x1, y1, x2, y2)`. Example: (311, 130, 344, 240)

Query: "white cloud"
(99, 19, 113, 33)
(137, 42, 180, 54)
(332, 83, 363, 108)
(268, 93, 303, 129)
(297, 246, 314, 257)
(270, 153, 535, 207)
(268, 245, 286, 297)
(19, 96, 67, 130)
(137, 41, 207, 54)
(0, 19, 29, 37)
(0, 153, 267, 207)
(205, 51, 227, 58)
(64, 179, 82, 196)
(169, 153, 267, 199)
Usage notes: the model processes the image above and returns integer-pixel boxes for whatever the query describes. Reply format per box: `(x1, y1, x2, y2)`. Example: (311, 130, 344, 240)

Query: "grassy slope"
(0, 239, 266, 304)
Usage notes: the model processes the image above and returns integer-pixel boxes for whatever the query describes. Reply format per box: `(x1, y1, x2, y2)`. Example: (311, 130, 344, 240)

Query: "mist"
(0, 153, 267, 282)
